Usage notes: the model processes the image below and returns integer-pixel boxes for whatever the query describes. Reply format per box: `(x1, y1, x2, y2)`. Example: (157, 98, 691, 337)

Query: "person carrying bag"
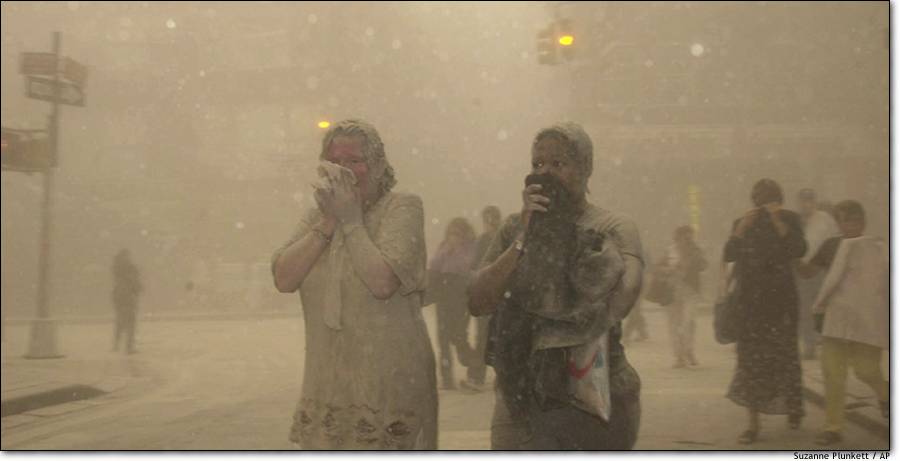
(714, 260, 742, 345)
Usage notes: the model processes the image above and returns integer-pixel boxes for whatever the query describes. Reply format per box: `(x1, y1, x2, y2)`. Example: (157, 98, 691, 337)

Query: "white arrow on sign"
(26, 75, 84, 107)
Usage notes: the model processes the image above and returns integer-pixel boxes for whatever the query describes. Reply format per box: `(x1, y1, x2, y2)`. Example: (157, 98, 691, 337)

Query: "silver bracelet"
(311, 228, 332, 243)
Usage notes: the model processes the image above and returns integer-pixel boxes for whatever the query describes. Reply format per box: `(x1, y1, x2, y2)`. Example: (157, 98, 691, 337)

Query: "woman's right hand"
(316, 162, 362, 226)
(520, 183, 550, 232)
(313, 186, 339, 236)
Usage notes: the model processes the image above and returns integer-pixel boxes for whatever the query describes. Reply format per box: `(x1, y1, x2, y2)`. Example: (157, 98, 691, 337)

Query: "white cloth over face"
(317, 160, 358, 186)
(812, 236, 889, 349)
(321, 230, 346, 330)
(315, 161, 358, 331)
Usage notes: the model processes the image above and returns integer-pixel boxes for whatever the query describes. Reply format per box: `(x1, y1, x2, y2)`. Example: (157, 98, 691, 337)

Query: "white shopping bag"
(566, 331, 612, 421)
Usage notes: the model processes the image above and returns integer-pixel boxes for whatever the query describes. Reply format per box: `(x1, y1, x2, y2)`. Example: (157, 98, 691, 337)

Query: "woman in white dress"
(272, 119, 437, 449)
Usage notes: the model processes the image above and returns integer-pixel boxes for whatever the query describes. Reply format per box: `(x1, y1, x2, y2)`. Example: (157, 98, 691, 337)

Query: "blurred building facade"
(2, 2, 561, 318)
(550, 2, 888, 293)
(1, 2, 888, 319)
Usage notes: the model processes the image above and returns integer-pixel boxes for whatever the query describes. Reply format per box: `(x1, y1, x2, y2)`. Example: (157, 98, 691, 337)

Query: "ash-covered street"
(1, 305, 887, 450)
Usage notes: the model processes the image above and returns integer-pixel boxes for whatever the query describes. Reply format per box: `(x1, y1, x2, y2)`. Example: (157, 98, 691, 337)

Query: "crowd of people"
(720, 181, 888, 446)
(269, 118, 888, 450)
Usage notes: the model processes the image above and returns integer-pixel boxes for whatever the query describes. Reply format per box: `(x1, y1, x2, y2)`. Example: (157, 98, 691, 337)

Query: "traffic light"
(1, 128, 52, 173)
(556, 19, 576, 62)
(536, 19, 577, 65)
(536, 23, 558, 65)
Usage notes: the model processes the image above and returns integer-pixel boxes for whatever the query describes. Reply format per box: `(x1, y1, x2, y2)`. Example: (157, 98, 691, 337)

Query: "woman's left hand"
(763, 202, 790, 237)
(811, 301, 826, 313)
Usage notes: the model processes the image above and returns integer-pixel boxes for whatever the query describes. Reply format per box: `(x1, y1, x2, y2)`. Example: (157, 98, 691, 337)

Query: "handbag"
(644, 271, 675, 306)
(713, 264, 742, 345)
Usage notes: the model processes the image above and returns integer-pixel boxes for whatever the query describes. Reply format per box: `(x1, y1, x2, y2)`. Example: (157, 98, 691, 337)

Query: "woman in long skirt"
(723, 178, 807, 444)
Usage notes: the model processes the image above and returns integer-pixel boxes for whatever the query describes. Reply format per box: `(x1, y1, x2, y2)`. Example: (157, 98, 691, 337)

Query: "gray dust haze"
(0, 1, 889, 451)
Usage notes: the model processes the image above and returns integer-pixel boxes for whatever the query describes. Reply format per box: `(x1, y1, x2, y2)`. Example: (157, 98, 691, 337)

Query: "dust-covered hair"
(532, 122, 594, 183)
(751, 178, 784, 207)
(445, 217, 477, 243)
(481, 205, 501, 221)
(834, 200, 865, 222)
(319, 119, 397, 195)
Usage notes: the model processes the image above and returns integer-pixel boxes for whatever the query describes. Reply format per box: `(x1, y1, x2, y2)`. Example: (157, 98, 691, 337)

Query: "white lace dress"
(272, 192, 437, 449)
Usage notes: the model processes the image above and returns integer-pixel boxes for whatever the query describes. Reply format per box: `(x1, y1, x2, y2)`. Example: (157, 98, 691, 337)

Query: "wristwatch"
(513, 239, 525, 254)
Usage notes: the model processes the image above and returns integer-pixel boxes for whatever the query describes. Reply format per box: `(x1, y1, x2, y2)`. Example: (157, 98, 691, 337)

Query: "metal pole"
(26, 31, 62, 359)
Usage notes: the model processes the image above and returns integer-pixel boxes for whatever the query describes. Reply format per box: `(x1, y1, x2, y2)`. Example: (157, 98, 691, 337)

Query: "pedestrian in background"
(428, 217, 477, 390)
(622, 301, 650, 344)
(792, 188, 839, 360)
(799, 200, 888, 445)
(661, 226, 707, 368)
(460, 205, 503, 392)
(624, 250, 653, 344)
(112, 248, 142, 354)
(723, 178, 807, 444)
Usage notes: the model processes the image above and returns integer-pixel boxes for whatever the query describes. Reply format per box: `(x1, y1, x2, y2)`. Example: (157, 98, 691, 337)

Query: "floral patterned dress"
(272, 192, 437, 449)
(723, 209, 807, 416)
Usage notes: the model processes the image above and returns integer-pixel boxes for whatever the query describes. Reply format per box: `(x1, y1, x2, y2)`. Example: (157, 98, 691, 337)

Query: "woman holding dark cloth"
(723, 178, 807, 444)
(467, 122, 643, 450)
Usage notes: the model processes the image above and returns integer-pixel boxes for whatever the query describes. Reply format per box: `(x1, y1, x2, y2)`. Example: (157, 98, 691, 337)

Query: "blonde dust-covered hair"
(319, 119, 397, 195)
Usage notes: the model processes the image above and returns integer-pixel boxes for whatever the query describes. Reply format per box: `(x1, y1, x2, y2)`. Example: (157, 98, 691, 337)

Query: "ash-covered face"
(836, 213, 865, 238)
(798, 197, 817, 217)
(531, 135, 586, 200)
(325, 135, 374, 201)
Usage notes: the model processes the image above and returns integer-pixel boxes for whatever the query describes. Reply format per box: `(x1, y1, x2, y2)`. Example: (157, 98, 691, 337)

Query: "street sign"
(26, 75, 85, 107)
(21, 53, 87, 88)
(20, 52, 57, 76)
(61, 57, 87, 87)
(1, 128, 52, 172)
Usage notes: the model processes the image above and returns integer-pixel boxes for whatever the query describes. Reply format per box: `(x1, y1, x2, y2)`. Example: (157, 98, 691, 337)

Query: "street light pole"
(26, 31, 62, 359)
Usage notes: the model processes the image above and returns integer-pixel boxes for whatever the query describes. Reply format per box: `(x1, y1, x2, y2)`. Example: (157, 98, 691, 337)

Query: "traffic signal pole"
(26, 31, 62, 359)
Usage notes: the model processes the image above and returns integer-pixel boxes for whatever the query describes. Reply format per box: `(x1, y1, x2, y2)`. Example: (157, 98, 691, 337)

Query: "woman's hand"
(733, 208, 761, 238)
(331, 174, 363, 225)
(812, 301, 827, 314)
(520, 183, 549, 233)
(794, 259, 821, 279)
(763, 202, 789, 237)
(316, 162, 363, 226)
(313, 183, 338, 221)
